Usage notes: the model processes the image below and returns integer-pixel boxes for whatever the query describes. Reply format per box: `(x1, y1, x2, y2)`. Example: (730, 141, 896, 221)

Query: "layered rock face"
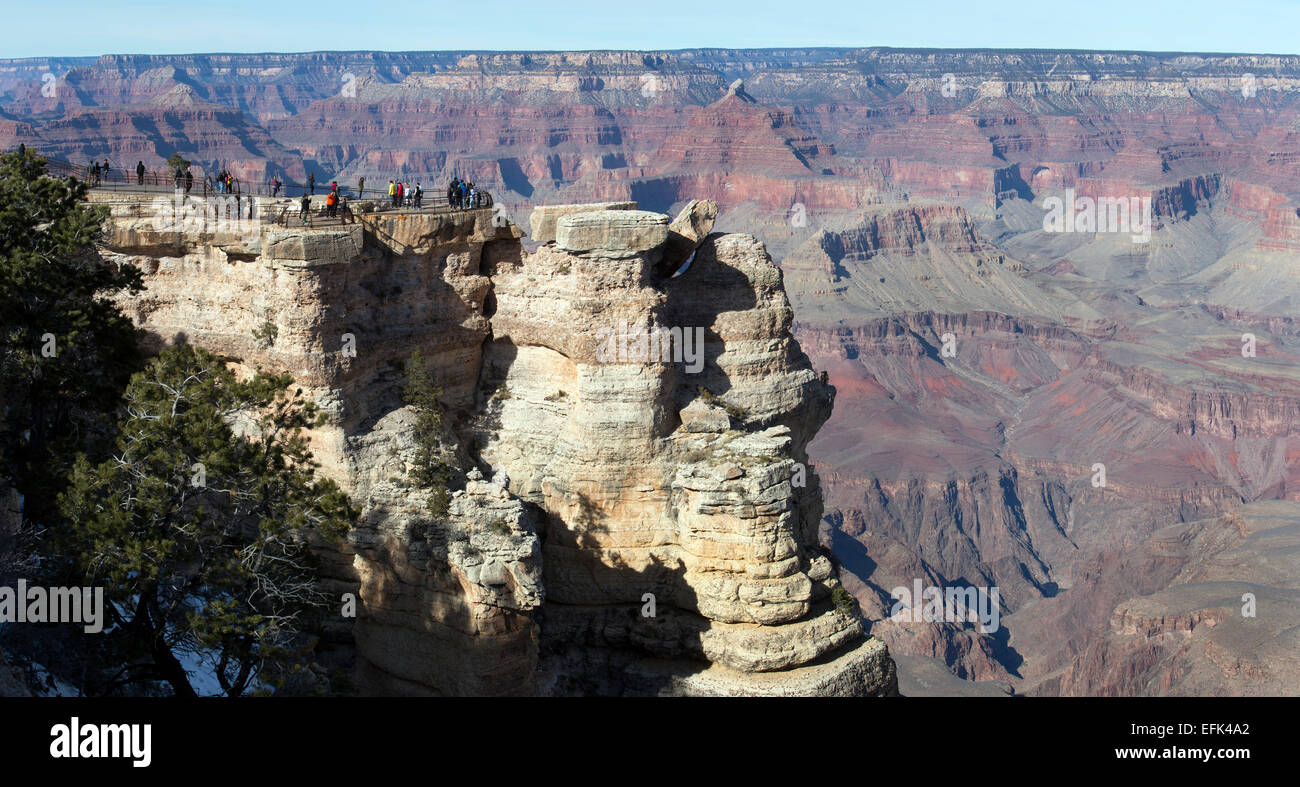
(92, 192, 895, 696)
(479, 205, 891, 694)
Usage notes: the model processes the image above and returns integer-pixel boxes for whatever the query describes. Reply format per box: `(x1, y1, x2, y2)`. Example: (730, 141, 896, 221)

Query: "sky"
(4, 0, 1300, 59)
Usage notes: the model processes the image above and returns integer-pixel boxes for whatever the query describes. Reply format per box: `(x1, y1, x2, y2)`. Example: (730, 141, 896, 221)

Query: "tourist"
(300, 194, 311, 225)
(184, 169, 193, 193)
(357, 176, 365, 197)
(447, 179, 457, 209)
(388, 179, 396, 207)
(102, 159, 110, 182)
(308, 172, 315, 195)
(136, 161, 145, 185)
(414, 182, 422, 209)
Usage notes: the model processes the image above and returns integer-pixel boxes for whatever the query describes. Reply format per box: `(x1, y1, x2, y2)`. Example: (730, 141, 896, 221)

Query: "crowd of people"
(79, 155, 494, 218)
(357, 177, 491, 210)
(447, 177, 489, 209)
(385, 179, 424, 208)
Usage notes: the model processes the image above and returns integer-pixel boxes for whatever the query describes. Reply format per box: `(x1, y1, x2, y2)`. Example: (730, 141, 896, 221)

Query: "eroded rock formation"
(93, 192, 896, 696)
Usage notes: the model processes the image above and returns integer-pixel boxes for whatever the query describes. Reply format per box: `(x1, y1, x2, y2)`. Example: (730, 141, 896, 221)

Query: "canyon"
(5, 47, 1300, 694)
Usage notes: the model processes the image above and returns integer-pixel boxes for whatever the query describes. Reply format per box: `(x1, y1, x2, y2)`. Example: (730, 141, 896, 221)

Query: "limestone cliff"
(92, 192, 897, 696)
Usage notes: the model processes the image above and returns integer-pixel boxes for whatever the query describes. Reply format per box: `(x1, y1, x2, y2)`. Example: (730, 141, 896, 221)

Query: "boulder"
(679, 399, 730, 433)
(529, 201, 638, 244)
(555, 210, 668, 255)
(662, 199, 718, 276)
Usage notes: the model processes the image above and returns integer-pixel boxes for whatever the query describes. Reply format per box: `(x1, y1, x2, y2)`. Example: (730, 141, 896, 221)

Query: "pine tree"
(0, 148, 143, 523)
(55, 344, 354, 696)
(403, 351, 450, 516)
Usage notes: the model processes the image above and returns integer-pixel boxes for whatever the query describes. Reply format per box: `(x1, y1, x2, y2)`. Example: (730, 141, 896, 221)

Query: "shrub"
(253, 320, 278, 348)
(832, 586, 860, 618)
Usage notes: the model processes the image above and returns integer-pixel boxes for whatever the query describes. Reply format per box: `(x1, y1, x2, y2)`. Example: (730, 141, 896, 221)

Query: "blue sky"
(5, 0, 1300, 58)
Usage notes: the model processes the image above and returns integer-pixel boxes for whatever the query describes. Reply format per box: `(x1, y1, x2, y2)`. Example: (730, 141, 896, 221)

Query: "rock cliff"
(93, 192, 897, 696)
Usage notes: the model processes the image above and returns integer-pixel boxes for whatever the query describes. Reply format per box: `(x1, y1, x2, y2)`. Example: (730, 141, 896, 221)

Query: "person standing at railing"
(300, 194, 311, 225)
(272, 176, 281, 197)
(308, 172, 315, 195)
(358, 176, 365, 198)
(414, 182, 423, 209)
(102, 159, 111, 183)
(184, 169, 193, 194)
(136, 161, 145, 185)
(388, 179, 396, 207)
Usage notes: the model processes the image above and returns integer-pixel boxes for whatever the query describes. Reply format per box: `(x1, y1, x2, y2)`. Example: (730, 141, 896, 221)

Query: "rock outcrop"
(93, 192, 896, 696)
